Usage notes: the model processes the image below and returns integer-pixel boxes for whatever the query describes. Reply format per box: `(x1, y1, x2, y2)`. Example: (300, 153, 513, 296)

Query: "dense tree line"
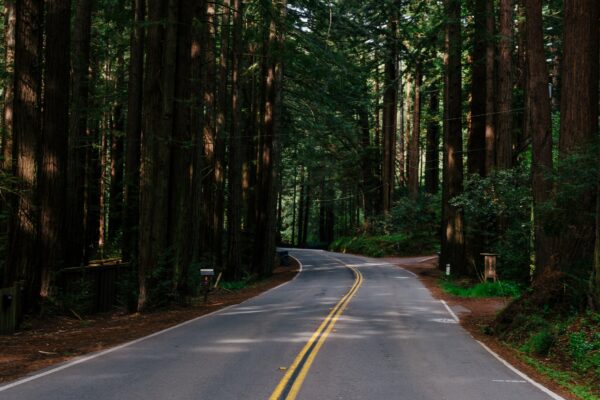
(0, 0, 598, 313)
(0, 0, 286, 311)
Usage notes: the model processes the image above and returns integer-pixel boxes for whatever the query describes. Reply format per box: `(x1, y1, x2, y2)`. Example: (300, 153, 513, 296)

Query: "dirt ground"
(0, 262, 299, 384)
(385, 256, 579, 400)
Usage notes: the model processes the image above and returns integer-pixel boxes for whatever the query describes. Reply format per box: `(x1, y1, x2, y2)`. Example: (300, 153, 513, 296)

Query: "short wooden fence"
(58, 261, 133, 314)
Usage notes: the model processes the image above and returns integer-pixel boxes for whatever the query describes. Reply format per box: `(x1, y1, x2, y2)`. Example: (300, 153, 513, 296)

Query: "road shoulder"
(0, 261, 300, 385)
(384, 256, 578, 400)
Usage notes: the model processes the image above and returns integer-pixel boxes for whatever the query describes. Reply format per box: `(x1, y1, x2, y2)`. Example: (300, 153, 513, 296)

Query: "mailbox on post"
(201, 269, 215, 303)
(481, 253, 498, 282)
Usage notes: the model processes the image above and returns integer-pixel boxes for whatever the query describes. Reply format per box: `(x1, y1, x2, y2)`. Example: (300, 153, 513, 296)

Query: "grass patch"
(440, 279, 521, 298)
(497, 309, 600, 400)
(220, 280, 250, 291)
(521, 355, 599, 400)
(330, 233, 438, 257)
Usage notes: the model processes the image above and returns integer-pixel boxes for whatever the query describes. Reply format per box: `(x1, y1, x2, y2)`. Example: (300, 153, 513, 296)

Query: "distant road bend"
(0, 249, 564, 400)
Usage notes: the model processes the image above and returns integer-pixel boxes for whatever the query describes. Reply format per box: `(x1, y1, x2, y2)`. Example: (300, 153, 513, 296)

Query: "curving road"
(0, 249, 563, 400)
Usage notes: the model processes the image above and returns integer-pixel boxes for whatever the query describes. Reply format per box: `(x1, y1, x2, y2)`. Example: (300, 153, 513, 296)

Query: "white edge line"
(399, 267, 418, 278)
(441, 300, 460, 322)
(476, 341, 566, 400)
(441, 300, 566, 400)
(0, 257, 304, 393)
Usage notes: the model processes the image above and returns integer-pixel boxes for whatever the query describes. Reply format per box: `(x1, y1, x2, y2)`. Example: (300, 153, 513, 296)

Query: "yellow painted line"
(269, 263, 363, 400)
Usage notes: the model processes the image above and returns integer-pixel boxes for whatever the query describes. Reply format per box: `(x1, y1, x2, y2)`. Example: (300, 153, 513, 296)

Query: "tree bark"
(169, 0, 193, 295)
(468, 0, 487, 176)
(190, 0, 206, 263)
(214, 0, 231, 269)
(496, 0, 513, 170)
(1, 0, 15, 173)
(252, 0, 286, 276)
(408, 67, 421, 198)
(201, 0, 217, 258)
(425, 88, 440, 194)
(484, 0, 495, 175)
(441, 0, 465, 274)
(226, 0, 244, 280)
(109, 64, 125, 242)
(382, 12, 398, 213)
(67, 0, 93, 268)
(39, 0, 71, 297)
(558, 0, 599, 281)
(122, 0, 145, 262)
(524, 0, 555, 278)
(138, 0, 178, 311)
(0, 0, 16, 254)
(7, 0, 43, 302)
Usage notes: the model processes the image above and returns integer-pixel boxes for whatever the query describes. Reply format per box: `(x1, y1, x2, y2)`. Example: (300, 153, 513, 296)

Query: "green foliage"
(500, 310, 600, 399)
(220, 280, 249, 291)
(330, 194, 440, 257)
(451, 167, 532, 282)
(440, 279, 521, 298)
(524, 330, 556, 356)
(522, 355, 599, 400)
(331, 232, 438, 257)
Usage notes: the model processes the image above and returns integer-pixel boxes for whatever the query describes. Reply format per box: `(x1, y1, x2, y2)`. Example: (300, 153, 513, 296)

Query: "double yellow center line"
(269, 261, 363, 400)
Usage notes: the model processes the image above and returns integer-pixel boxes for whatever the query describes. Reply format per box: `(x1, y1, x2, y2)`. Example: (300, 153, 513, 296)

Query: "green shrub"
(527, 330, 555, 356)
(330, 232, 438, 257)
(440, 280, 521, 298)
(451, 167, 532, 283)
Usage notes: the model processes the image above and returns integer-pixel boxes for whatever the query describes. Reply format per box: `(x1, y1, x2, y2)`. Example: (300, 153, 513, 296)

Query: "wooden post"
(481, 253, 498, 282)
(0, 286, 18, 335)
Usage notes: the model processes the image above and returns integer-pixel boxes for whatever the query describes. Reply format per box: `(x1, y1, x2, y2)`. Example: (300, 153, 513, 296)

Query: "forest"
(0, 0, 598, 321)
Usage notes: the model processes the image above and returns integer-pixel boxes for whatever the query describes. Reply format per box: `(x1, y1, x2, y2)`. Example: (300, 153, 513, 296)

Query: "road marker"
(441, 300, 460, 322)
(477, 341, 566, 400)
(440, 299, 565, 399)
(269, 261, 363, 400)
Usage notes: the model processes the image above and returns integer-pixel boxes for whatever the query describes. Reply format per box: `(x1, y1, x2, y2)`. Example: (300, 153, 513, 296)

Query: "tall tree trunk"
(0, 0, 16, 257)
(1, 0, 15, 174)
(138, 0, 178, 311)
(39, 0, 71, 297)
(524, 0, 554, 278)
(109, 65, 125, 242)
(468, 0, 487, 176)
(425, 88, 440, 194)
(408, 67, 421, 198)
(297, 168, 305, 246)
(98, 124, 108, 253)
(253, 0, 286, 276)
(214, 0, 231, 268)
(7, 0, 42, 302)
(381, 12, 398, 213)
(201, 0, 217, 258)
(441, 0, 465, 274)
(484, 0, 495, 175)
(122, 0, 145, 262)
(496, 0, 513, 170)
(226, 0, 244, 279)
(359, 106, 374, 218)
(190, 0, 206, 262)
(169, 0, 193, 296)
(290, 170, 297, 246)
(68, 0, 93, 267)
(558, 0, 599, 281)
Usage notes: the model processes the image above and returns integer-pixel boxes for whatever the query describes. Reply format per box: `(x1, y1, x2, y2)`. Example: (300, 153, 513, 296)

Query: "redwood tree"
(440, 0, 465, 274)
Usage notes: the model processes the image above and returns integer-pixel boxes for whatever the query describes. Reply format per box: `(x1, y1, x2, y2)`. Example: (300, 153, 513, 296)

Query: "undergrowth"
(495, 309, 600, 400)
(330, 233, 438, 257)
(440, 279, 521, 298)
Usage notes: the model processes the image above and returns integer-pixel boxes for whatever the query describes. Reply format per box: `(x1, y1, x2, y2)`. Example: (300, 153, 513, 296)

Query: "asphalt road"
(0, 249, 562, 400)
